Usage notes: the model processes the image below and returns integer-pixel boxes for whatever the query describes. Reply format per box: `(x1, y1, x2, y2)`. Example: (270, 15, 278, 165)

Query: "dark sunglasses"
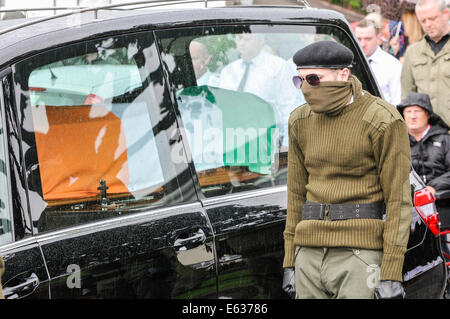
(292, 74, 321, 89)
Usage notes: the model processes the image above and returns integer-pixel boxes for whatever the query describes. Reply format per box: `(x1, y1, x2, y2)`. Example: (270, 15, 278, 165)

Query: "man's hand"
(426, 185, 436, 196)
(389, 36, 400, 56)
(282, 267, 295, 299)
(374, 280, 405, 299)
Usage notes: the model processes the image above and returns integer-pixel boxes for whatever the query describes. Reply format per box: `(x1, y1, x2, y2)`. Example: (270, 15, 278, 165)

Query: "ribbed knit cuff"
(283, 232, 295, 268)
(380, 251, 406, 282)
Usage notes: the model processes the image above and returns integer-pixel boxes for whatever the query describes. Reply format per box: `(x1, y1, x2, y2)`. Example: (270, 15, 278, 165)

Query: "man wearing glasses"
(282, 40, 412, 299)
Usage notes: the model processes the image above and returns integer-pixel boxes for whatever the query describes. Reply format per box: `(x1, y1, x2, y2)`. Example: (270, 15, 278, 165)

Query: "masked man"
(282, 40, 412, 299)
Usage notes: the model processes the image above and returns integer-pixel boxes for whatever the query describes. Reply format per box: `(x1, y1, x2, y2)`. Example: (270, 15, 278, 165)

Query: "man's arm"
(400, 48, 417, 100)
(283, 117, 308, 268)
(428, 134, 450, 192)
(372, 116, 412, 281)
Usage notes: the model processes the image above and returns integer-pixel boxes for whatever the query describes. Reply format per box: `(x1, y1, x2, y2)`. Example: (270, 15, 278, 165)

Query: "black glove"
(282, 267, 295, 299)
(374, 280, 405, 299)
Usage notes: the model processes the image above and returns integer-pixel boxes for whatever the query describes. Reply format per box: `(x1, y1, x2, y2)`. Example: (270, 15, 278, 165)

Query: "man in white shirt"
(355, 19, 403, 106)
(189, 40, 220, 87)
(218, 33, 301, 146)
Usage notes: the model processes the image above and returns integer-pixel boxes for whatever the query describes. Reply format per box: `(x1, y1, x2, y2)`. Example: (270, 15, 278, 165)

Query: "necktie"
(237, 61, 251, 92)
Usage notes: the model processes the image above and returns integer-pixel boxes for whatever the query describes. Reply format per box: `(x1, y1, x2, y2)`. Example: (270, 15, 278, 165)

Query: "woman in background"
(389, 4, 425, 62)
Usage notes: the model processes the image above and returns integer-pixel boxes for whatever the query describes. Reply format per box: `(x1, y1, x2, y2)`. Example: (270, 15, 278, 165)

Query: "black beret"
(293, 40, 354, 69)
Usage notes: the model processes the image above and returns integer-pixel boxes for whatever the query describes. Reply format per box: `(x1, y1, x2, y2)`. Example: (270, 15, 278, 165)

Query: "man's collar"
(425, 31, 450, 44)
(367, 46, 382, 62)
(240, 49, 267, 65)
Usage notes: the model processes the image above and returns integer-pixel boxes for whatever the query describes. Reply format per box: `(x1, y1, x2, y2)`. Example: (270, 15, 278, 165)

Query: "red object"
(414, 188, 440, 236)
(29, 87, 47, 92)
(84, 93, 104, 105)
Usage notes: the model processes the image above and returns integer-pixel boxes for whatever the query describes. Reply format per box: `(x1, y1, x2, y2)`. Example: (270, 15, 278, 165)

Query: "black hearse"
(0, 0, 447, 299)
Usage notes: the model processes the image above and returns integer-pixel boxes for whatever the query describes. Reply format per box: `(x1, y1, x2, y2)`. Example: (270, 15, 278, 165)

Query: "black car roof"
(0, 5, 349, 69)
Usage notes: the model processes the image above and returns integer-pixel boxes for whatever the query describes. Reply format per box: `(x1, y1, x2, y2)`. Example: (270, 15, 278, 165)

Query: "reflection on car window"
(14, 32, 184, 232)
(158, 24, 366, 198)
(0, 96, 12, 245)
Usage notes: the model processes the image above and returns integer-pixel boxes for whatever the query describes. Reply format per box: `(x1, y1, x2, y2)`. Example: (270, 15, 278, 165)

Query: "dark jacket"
(398, 93, 450, 192)
(409, 123, 450, 192)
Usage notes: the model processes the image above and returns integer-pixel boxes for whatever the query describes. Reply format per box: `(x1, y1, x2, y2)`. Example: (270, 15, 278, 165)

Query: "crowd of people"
(354, 0, 450, 289)
(354, 0, 450, 201)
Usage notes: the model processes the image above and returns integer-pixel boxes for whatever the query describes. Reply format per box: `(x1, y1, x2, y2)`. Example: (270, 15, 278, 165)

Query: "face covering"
(301, 75, 355, 116)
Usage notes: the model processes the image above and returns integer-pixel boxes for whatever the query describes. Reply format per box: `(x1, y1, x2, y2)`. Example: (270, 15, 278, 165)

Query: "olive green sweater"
(283, 78, 412, 282)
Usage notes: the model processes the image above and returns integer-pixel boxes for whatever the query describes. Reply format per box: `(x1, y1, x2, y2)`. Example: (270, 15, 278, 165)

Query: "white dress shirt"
(367, 46, 402, 106)
(197, 69, 220, 87)
(219, 49, 301, 146)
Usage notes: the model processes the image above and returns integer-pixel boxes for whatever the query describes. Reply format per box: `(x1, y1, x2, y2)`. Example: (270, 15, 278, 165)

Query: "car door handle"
(3, 273, 40, 299)
(173, 228, 206, 251)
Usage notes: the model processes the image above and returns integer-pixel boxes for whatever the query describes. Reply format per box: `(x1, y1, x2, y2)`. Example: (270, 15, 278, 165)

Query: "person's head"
(403, 105, 430, 135)
(415, 0, 450, 42)
(292, 41, 354, 115)
(292, 40, 353, 87)
(235, 33, 265, 61)
(189, 40, 211, 79)
(397, 92, 433, 135)
(355, 19, 381, 57)
(365, 12, 389, 41)
(402, 10, 425, 44)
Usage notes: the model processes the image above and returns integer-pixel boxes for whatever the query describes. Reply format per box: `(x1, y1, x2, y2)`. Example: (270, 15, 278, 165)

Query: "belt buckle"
(319, 204, 330, 220)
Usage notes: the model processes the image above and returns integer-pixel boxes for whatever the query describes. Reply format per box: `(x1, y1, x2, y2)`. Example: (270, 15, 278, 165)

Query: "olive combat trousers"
(295, 246, 382, 299)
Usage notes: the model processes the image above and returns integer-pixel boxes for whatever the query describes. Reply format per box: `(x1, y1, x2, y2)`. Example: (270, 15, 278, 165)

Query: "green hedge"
(330, 0, 364, 11)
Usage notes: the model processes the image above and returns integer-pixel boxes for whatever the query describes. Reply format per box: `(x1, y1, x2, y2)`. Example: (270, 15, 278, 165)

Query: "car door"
(156, 23, 294, 299)
(11, 30, 216, 299)
(0, 243, 49, 299)
(0, 71, 50, 299)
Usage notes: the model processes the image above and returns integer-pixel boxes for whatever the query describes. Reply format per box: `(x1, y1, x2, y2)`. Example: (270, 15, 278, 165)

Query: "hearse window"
(14, 32, 184, 232)
(157, 24, 372, 198)
(0, 89, 13, 245)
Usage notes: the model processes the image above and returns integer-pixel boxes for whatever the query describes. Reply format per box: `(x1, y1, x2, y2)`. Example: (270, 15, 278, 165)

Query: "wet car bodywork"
(0, 3, 447, 299)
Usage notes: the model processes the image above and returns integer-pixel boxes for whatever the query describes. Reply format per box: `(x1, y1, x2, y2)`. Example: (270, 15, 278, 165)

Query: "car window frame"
(0, 68, 15, 245)
(9, 30, 199, 236)
(2, 69, 35, 243)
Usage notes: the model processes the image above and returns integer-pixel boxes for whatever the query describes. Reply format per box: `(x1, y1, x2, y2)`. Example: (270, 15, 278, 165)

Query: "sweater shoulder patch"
(289, 103, 312, 124)
(362, 98, 403, 129)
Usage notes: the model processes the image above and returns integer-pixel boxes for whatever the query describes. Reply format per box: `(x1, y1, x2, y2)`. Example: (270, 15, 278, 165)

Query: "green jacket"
(401, 36, 450, 126)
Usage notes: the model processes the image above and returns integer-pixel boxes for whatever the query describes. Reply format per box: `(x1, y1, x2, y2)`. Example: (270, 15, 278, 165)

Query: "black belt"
(301, 201, 385, 221)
